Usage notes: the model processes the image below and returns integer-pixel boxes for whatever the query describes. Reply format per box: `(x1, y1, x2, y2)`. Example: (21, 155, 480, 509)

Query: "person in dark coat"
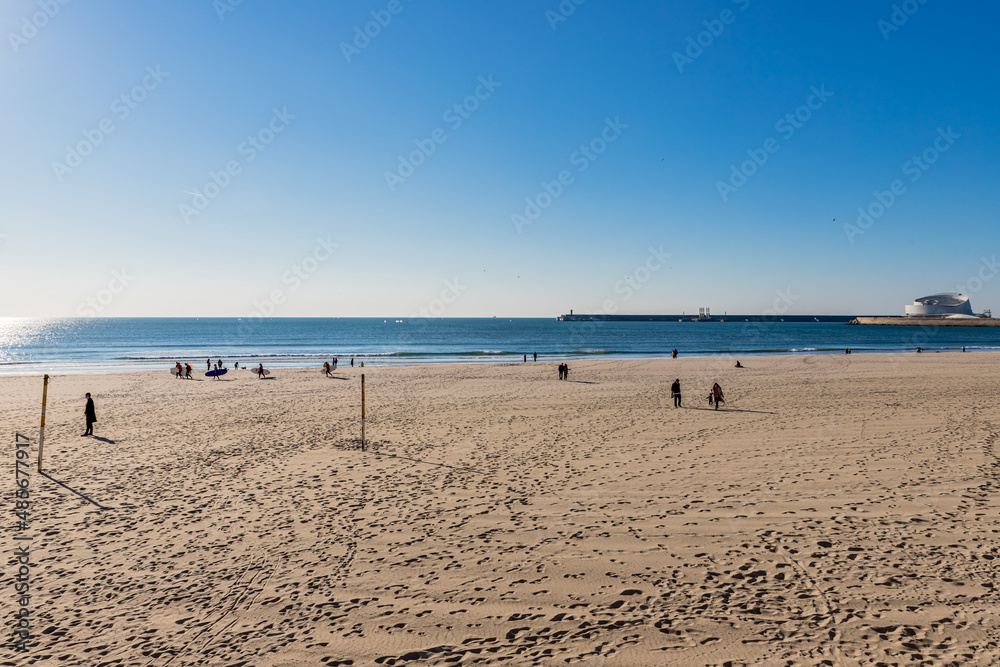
(671, 379, 682, 407)
(711, 383, 725, 410)
(83, 393, 96, 436)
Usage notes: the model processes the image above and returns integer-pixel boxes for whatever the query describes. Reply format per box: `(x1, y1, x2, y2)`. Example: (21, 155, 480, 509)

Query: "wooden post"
(361, 374, 366, 451)
(38, 374, 49, 472)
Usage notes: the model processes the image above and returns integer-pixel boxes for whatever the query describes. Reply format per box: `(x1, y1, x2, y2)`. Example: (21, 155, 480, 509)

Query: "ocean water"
(0, 317, 997, 374)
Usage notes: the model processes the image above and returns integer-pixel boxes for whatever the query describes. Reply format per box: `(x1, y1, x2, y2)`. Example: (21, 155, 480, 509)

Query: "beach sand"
(3, 354, 1000, 665)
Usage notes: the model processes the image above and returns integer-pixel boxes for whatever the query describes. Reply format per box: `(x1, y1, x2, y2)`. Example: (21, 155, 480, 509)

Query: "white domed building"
(904, 293, 975, 317)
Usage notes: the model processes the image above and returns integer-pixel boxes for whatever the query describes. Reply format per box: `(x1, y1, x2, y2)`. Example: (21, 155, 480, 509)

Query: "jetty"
(557, 313, 858, 323)
(848, 316, 1000, 327)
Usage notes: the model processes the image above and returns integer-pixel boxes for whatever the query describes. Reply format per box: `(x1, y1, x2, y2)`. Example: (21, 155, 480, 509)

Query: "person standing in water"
(671, 379, 681, 407)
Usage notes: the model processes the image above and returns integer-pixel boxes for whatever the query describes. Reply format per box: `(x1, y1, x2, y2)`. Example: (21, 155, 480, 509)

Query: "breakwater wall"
(849, 317, 1000, 327)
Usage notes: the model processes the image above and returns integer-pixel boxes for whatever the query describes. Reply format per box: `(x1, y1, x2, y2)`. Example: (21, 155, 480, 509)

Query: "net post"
(38, 374, 49, 473)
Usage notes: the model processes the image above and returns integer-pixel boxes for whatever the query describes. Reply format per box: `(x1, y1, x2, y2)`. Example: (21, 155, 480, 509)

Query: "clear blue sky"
(2, 0, 997, 317)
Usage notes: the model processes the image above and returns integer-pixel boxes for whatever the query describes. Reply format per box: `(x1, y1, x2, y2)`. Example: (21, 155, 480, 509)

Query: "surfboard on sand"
(206, 368, 228, 377)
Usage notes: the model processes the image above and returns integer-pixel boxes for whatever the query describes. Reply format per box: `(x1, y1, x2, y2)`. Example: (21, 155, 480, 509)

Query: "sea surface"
(0, 317, 997, 374)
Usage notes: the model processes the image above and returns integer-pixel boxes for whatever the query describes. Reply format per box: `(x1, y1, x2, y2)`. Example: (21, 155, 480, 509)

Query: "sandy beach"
(3, 353, 1000, 665)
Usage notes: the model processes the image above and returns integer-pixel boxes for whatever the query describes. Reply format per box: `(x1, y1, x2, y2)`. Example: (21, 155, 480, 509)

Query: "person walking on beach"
(82, 393, 96, 436)
(175, 362, 183, 378)
(533, 352, 537, 362)
(185, 363, 192, 379)
(206, 358, 211, 371)
(563, 364, 569, 380)
(332, 357, 338, 370)
(324, 361, 332, 377)
(211, 363, 221, 380)
(351, 358, 354, 367)
(523, 354, 527, 363)
(671, 378, 682, 407)
(558, 363, 565, 380)
(257, 363, 265, 378)
(672, 349, 678, 359)
(711, 382, 725, 410)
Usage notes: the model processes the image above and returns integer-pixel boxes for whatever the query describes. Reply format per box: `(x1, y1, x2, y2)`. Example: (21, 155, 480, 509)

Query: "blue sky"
(1, 0, 997, 317)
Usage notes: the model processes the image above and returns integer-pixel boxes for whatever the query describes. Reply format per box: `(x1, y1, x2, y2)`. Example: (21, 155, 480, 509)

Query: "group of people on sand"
(557, 363, 570, 380)
(669, 378, 726, 410)
(171, 360, 267, 379)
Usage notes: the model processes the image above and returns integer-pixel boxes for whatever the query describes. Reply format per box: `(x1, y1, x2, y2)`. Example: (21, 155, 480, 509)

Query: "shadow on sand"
(40, 471, 110, 510)
(686, 406, 777, 414)
(374, 451, 485, 475)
